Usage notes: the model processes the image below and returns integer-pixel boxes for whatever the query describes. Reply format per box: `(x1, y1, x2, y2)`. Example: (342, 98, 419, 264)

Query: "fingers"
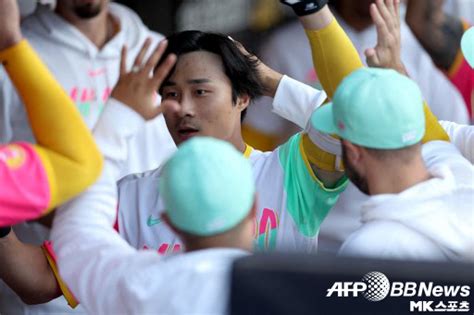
(150, 103, 165, 119)
(231, 38, 249, 56)
(133, 37, 152, 69)
(152, 54, 177, 88)
(394, 0, 401, 28)
(376, 0, 396, 33)
(119, 45, 127, 76)
(386, 0, 400, 30)
(364, 48, 380, 67)
(371, 2, 390, 45)
(385, 0, 396, 19)
(142, 39, 169, 74)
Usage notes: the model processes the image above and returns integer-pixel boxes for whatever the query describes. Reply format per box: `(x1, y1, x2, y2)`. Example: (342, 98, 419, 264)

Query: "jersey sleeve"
(0, 40, 103, 219)
(0, 143, 50, 225)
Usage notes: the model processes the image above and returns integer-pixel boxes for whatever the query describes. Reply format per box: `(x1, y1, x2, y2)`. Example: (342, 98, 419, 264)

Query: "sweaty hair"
(157, 30, 265, 121)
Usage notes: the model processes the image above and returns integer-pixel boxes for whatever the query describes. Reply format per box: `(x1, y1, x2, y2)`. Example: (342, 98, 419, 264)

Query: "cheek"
(198, 95, 236, 127)
(163, 112, 178, 133)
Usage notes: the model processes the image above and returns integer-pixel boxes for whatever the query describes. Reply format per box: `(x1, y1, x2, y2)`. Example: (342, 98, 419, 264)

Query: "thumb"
(148, 104, 164, 119)
(364, 48, 380, 67)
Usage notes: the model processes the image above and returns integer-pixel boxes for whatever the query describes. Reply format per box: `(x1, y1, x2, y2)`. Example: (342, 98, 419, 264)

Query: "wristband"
(280, 0, 329, 16)
(0, 226, 12, 238)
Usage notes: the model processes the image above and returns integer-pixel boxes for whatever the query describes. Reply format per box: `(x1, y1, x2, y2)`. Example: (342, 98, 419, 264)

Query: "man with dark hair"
(50, 0, 460, 312)
(107, 0, 449, 258)
(113, 25, 348, 254)
(158, 30, 266, 123)
(52, 39, 259, 314)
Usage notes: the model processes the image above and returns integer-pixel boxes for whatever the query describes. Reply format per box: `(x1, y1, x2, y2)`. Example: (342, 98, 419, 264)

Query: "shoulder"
(118, 167, 163, 191)
(340, 221, 446, 261)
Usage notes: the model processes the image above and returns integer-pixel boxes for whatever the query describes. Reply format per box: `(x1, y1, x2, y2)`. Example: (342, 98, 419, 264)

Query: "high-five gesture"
(364, 0, 408, 75)
(111, 39, 177, 120)
(0, 0, 22, 50)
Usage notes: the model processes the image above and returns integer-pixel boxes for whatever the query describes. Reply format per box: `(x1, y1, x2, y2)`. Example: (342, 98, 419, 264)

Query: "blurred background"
(17, 0, 474, 151)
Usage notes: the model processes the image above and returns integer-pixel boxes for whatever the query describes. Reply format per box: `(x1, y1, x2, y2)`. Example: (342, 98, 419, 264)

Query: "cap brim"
(310, 103, 340, 136)
(461, 27, 474, 68)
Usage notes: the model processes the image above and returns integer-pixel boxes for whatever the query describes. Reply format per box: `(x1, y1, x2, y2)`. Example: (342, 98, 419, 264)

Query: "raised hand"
(364, 0, 408, 75)
(230, 38, 283, 98)
(110, 38, 177, 120)
(0, 0, 22, 50)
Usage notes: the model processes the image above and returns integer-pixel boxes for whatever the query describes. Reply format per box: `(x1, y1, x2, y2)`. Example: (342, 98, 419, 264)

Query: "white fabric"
(272, 75, 327, 129)
(0, 4, 175, 314)
(246, 8, 469, 137)
(117, 147, 320, 253)
(51, 100, 247, 315)
(340, 141, 474, 261)
(116, 80, 331, 254)
(440, 120, 474, 164)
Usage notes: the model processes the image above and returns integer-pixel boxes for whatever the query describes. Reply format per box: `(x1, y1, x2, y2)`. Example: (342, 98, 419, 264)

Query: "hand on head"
(230, 37, 283, 98)
(110, 38, 178, 120)
(0, 0, 22, 50)
(364, 0, 408, 75)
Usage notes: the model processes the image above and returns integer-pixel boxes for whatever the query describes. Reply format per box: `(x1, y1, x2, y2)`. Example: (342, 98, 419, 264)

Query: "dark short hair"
(364, 142, 421, 163)
(157, 30, 265, 121)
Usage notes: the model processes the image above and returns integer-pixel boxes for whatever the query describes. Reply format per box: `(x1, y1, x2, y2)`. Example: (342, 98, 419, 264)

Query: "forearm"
(302, 10, 363, 99)
(406, 0, 464, 71)
(0, 41, 103, 209)
(0, 230, 60, 304)
(52, 100, 148, 314)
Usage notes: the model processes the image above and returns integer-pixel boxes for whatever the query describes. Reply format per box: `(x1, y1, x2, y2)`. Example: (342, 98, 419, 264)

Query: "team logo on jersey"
(0, 144, 27, 170)
(147, 215, 162, 227)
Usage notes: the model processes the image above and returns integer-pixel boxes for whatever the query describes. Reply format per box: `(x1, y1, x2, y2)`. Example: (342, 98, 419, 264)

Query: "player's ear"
(236, 93, 250, 111)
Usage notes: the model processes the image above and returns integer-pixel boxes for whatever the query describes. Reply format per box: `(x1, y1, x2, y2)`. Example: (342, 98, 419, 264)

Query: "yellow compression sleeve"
(305, 18, 363, 100)
(0, 40, 103, 212)
(302, 18, 362, 172)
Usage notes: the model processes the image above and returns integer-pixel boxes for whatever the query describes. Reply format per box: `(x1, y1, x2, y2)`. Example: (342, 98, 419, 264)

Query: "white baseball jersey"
(117, 137, 349, 254)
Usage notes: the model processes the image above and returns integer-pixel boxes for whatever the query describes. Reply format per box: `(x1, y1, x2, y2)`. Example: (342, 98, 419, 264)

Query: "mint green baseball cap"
(461, 27, 474, 68)
(160, 137, 256, 236)
(310, 68, 425, 149)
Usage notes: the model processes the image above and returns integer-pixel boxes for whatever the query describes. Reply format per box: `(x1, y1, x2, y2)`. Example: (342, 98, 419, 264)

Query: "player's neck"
(229, 129, 247, 154)
(55, 8, 117, 49)
(185, 235, 252, 253)
(367, 158, 431, 195)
